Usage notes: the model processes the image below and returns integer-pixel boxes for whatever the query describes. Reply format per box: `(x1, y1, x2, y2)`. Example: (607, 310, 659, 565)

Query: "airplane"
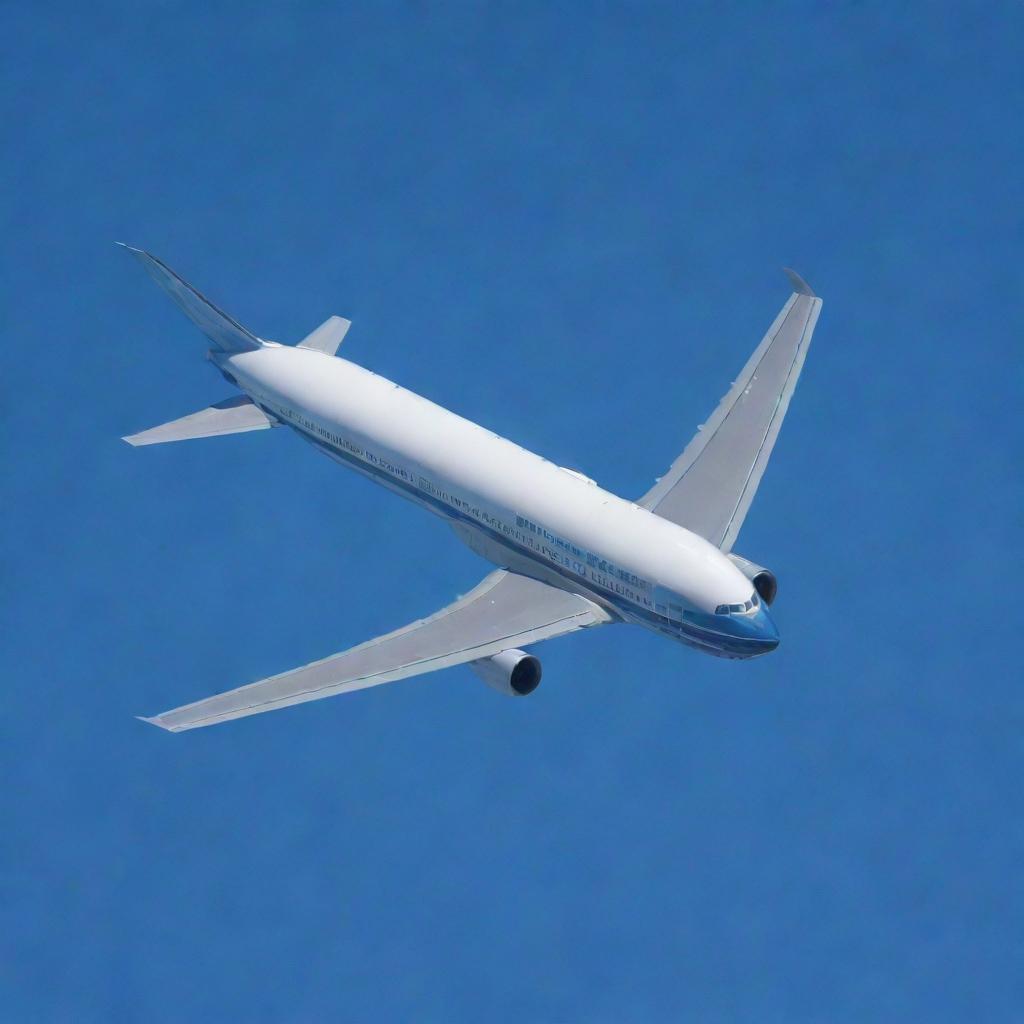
(121, 245, 822, 732)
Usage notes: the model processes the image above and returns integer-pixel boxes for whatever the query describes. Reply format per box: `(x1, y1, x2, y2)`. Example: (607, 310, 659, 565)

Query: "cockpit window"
(716, 592, 760, 616)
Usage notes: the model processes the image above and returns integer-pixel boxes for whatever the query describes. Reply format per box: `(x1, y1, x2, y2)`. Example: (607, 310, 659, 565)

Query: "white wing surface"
(141, 571, 608, 731)
(639, 270, 823, 552)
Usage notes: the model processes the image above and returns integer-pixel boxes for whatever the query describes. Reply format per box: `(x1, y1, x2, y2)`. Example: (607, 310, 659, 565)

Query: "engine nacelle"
(727, 553, 778, 606)
(470, 649, 542, 696)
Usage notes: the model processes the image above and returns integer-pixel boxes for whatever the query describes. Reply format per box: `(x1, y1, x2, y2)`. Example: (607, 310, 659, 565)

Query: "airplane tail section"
(118, 244, 263, 353)
(123, 395, 276, 447)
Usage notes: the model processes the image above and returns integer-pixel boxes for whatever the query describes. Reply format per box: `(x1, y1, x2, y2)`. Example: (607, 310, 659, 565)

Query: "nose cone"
(753, 603, 780, 651)
(726, 602, 779, 657)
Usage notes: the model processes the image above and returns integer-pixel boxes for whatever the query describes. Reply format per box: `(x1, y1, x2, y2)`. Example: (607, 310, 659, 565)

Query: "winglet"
(783, 267, 816, 297)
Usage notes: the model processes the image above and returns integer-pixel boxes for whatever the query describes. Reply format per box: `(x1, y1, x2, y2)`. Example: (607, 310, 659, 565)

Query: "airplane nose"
(754, 603, 780, 651)
(730, 602, 779, 655)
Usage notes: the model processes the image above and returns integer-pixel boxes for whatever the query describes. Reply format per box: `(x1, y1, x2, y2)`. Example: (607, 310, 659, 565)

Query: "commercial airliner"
(122, 246, 822, 731)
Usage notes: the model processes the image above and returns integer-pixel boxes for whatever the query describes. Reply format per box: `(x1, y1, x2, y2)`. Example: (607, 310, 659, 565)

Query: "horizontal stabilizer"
(123, 395, 275, 447)
(118, 244, 263, 353)
(297, 315, 351, 355)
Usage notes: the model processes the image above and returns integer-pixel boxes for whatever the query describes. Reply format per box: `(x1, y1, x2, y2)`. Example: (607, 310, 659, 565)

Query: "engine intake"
(470, 649, 542, 696)
(727, 553, 778, 606)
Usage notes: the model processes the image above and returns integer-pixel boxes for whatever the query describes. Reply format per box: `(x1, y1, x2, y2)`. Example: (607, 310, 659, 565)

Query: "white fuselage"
(219, 344, 771, 658)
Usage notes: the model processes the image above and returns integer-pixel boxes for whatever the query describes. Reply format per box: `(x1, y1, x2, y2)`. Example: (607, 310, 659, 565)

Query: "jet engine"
(727, 553, 778, 606)
(470, 649, 542, 696)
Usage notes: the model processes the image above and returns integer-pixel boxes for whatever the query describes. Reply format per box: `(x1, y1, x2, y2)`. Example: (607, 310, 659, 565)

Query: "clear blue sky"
(3, 3, 1021, 1020)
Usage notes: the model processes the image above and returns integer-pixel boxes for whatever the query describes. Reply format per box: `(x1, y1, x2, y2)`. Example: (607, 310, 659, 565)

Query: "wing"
(638, 269, 823, 552)
(140, 570, 609, 731)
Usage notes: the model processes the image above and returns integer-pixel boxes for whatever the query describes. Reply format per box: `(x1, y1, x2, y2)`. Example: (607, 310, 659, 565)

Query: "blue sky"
(2, 3, 1021, 1020)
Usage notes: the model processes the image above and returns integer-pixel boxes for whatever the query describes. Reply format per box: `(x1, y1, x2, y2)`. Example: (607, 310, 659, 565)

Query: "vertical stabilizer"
(118, 244, 263, 353)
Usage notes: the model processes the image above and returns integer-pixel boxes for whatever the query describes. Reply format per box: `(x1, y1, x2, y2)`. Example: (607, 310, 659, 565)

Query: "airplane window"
(717, 594, 760, 616)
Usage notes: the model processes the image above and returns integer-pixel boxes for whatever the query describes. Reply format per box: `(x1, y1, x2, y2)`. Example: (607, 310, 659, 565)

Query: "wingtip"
(783, 267, 816, 297)
(136, 714, 178, 732)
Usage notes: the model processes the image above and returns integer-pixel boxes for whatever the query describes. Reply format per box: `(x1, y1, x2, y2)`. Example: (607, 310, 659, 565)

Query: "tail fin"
(118, 244, 262, 353)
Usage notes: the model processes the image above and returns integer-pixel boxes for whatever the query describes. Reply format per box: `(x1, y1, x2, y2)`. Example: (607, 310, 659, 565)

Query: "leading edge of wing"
(139, 571, 609, 732)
